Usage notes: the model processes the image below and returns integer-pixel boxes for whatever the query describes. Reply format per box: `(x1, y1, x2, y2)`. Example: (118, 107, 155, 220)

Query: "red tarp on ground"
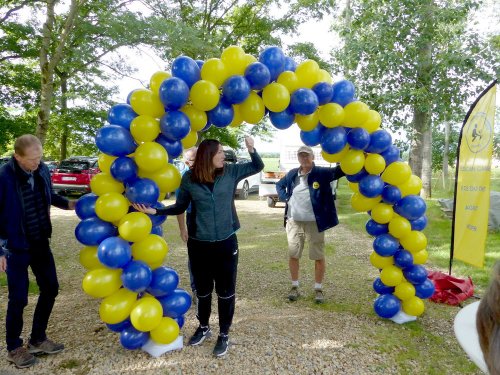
(428, 271, 475, 305)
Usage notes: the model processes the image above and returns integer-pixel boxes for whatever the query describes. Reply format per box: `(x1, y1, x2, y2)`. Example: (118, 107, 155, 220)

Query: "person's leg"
(306, 222, 326, 303)
(286, 220, 305, 300)
(314, 259, 325, 284)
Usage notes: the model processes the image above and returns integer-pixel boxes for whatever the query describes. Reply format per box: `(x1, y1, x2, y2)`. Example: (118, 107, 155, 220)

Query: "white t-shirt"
(288, 170, 315, 222)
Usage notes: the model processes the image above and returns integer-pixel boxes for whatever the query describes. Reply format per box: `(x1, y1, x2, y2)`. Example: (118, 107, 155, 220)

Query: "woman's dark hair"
(476, 261, 500, 375)
(191, 139, 222, 183)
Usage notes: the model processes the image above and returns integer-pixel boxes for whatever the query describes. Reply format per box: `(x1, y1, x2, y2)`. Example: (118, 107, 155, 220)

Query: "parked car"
(44, 160, 58, 175)
(51, 156, 99, 196)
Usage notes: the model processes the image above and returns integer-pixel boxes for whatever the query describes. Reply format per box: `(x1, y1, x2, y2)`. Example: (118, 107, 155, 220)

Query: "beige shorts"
(286, 219, 325, 260)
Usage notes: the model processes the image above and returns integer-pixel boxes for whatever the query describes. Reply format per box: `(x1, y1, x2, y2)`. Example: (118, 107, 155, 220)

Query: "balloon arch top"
(74, 45, 433, 353)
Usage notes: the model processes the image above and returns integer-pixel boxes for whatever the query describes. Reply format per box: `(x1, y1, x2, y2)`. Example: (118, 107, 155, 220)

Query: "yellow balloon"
(130, 297, 163, 332)
(95, 192, 130, 222)
(221, 45, 247, 76)
(99, 288, 138, 324)
(395, 281, 416, 301)
(118, 212, 152, 242)
(130, 115, 160, 143)
(244, 54, 257, 65)
(230, 105, 243, 127)
(295, 59, 320, 88)
(364, 154, 386, 175)
(262, 83, 290, 112)
(181, 105, 207, 132)
(350, 193, 381, 212)
(296, 112, 319, 132)
(343, 101, 370, 127)
(362, 110, 382, 133)
(98, 153, 117, 174)
(412, 249, 429, 265)
(380, 265, 404, 287)
(321, 146, 349, 163)
(239, 91, 265, 124)
(348, 181, 359, 193)
(369, 252, 394, 269)
(150, 71, 171, 95)
(79, 246, 101, 270)
(190, 80, 220, 111)
(381, 161, 412, 186)
(317, 69, 333, 84)
(82, 268, 122, 298)
(138, 163, 181, 193)
(371, 203, 394, 224)
(150, 317, 180, 345)
(340, 150, 365, 175)
(131, 234, 169, 266)
(400, 231, 427, 253)
(398, 175, 423, 197)
(129, 89, 165, 118)
(388, 216, 412, 239)
(402, 296, 425, 316)
(318, 103, 345, 128)
(200, 58, 228, 87)
(277, 71, 300, 93)
(134, 142, 168, 172)
(181, 130, 198, 149)
(90, 173, 125, 196)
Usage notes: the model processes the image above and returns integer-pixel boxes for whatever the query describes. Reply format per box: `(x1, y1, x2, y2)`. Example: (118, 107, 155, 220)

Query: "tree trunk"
(59, 73, 68, 161)
(442, 121, 450, 190)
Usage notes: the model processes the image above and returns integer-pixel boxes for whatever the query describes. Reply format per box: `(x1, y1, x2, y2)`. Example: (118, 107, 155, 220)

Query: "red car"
(51, 156, 99, 196)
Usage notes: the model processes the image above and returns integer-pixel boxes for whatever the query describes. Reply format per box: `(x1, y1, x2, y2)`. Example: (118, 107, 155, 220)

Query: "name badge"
(313, 182, 320, 189)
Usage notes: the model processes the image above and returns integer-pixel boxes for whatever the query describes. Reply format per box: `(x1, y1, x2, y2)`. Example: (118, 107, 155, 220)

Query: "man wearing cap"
(276, 145, 344, 303)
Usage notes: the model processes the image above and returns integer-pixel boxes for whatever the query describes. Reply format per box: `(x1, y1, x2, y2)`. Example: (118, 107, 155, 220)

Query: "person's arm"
(276, 174, 288, 202)
(231, 137, 265, 181)
(176, 213, 188, 242)
(0, 256, 6, 272)
(327, 164, 346, 181)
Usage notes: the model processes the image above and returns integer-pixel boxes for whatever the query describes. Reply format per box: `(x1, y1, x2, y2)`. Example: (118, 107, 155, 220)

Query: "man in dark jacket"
(0, 134, 75, 369)
(276, 145, 344, 304)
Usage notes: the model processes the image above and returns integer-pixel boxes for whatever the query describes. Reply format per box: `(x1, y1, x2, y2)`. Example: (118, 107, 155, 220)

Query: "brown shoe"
(28, 338, 64, 354)
(315, 289, 325, 304)
(288, 286, 300, 301)
(7, 347, 37, 368)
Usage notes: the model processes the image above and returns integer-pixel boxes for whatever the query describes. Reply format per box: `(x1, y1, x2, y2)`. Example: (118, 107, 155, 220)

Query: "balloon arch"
(74, 45, 434, 353)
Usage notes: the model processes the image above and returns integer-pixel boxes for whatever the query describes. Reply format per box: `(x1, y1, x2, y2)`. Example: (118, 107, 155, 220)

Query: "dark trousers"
(5, 241, 59, 351)
(187, 234, 238, 335)
(186, 212, 196, 293)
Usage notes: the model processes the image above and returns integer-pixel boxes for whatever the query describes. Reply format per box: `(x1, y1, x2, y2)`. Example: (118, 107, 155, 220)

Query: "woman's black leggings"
(187, 234, 238, 335)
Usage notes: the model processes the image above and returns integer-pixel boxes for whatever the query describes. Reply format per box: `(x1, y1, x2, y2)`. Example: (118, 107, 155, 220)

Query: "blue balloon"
(159, 77, 189, 110)
(208, 100, 234, 127)
(121, 260, 153, 293)
(380, 145, 401, 165)
(359, 175, 384, 198)
(331, 80, 355, 107)
(200, 121, 211, 132)
(415, 278, 435, 299)
(244, 62, 271, 90)
(320, 127, 347, 154)
(365, 130, 392, 154)
(393, 249, 414, 269)
(373, 233, 399, 257)
(158, 289, 192, 318)
(151, 225, 163, 236)
(95, 125, 137, 157)
(146, 266, 179, 297)
(120, 326, 149, 350)
(346, 168, 368, 183)
(154, 135, 182, 159)
(269, 108, 295, 130)
(222, 76, 251, 104)
(125, 178, 159, 205)
(300, 125, 326, 147)
(126, 90, 137, 105)
(174, 315, 185, 329)
(258, 46, 286, 81)
(373, 277, 395, 294)
(403, 265, 428, 284)
(195, 59, 204, 69)
(160, 111, 191, 141)
(394, 195, 427, 221)
(75, 193, 98, 220)
(290, 88, 319, 115)
(374, 294, 401, 318)
(171, 56, 200, 88)
(110, 156, 138, 183)
(97, 237, 132, 269)
(283, 56, 297, 72)
(347, 128, 371, 150)
(108, 104, 137, 130)
(312, 82, 333, 105)
(410, 215, 428, 231)
(365, 219, 388, 236)
(107, 318, 132, 333)
(382, 185, 402, 205)
(75, 217, 117, 246)
(149, 202, 167, 226)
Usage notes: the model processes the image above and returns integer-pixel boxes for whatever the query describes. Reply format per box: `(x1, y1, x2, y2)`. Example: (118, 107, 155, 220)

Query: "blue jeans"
(5, 241, 59, 351)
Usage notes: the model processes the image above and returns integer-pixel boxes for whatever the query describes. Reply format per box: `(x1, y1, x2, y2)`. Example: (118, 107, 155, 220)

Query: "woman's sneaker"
(7, 347, 36, 368)
(28, 338, 64, 354)
(213, 334, 229, 357)
(188, 326, 211, 346)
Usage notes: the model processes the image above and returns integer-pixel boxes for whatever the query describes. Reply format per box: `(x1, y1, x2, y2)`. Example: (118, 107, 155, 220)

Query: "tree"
(332, 0, 497, 197)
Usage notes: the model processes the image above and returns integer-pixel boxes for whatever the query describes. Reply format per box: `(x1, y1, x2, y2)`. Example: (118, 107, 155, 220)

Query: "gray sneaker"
(315, 289, 325, 304)
(28, 339, 64, 354)
(7, 347, 37, 368)
(288, 286, 300, 301)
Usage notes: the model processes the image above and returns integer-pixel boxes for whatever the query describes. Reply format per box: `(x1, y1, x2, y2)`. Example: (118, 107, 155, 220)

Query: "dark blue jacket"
(276, 164, 345, 233)
(0, 157, 70, 255)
